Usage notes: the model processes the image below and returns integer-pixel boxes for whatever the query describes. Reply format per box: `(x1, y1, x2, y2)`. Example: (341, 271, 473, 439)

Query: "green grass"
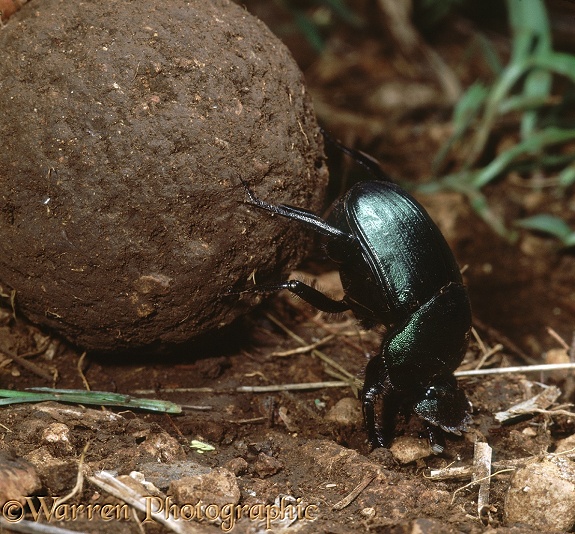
(273, 0, 363, 52)
(427, 0, 575, 245)
(279, 0, 575, 247)
(0, 388, 182, 412)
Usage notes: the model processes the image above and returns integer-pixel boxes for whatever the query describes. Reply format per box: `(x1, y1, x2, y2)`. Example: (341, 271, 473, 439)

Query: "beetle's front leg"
(425, 423, 446, 455)
(362, 355, 396, 448)
(240, 279, 351, 314)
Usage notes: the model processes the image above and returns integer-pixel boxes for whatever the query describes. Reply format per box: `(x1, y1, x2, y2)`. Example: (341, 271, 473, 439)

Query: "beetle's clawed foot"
(425, 424, 446, 455)
(221, 287, 243, 297)
(221, 286, 265, 299)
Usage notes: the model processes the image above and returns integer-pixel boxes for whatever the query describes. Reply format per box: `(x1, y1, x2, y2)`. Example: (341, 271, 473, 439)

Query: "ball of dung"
(0, 0, 327, 352)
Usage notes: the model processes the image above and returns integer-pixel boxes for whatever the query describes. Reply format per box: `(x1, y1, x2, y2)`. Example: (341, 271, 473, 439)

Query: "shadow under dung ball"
(0, 0, 328, 352)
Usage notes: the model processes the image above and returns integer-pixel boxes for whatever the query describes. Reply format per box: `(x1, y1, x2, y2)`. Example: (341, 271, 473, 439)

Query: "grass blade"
(0, 388, 182, 413)
(515, 214, 575, 247)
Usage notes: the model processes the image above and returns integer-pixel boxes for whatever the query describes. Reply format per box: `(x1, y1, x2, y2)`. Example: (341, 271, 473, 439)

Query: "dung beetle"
(239, 132, 472, 453)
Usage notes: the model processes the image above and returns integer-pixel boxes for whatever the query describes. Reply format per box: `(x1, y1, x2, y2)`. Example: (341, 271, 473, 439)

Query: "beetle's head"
(413, 377, 471, 435)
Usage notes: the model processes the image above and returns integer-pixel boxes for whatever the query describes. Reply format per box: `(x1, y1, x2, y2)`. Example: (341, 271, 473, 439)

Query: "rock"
(0, 0, 327, 352)
(253, 452, 283, 478)
(169, 467, 240, 508)
(389, 436, 433, 464)
(301, 439, 382, 475)
(137, 430, 186, 463)
(325, 397, 362, 426)
(504, 456, 575, 531)
(544, 347, 571, 381)
(299, 440, 449, 523)
(0, 452, 42, 506)
(224, 457, 249, 476)
(555, 433, 575, 454)
(0, 0, 26, 22)
(41, 422, 73, 456)
(137, 460, 211, 491)
(24, 447, 73, 495)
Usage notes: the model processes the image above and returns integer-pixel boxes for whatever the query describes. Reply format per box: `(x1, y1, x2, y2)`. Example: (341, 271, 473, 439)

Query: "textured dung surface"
(0, 0, 328, 352)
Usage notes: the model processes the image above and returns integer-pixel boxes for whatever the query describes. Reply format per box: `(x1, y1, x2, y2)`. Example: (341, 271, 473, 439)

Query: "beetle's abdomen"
(345, 182, 462, 314)
(383, 282, 472, 389)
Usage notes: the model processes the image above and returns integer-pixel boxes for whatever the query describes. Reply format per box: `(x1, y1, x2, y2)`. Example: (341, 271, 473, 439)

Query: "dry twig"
(270, 335, 335, 357)
(1, 340, 54, 381)
(76, 352, 90, 391)
(265, 313, 361, 392)
(456, 362, 575, 377)
(494, 384, 561, 423)
(89, 471, 209, 534)
(53, 442, 90, 507)
(237, 381, 350, 393)
(332, 472, 377, 511)
(473, 442, 493, 519)
(0, 517, 83, 533)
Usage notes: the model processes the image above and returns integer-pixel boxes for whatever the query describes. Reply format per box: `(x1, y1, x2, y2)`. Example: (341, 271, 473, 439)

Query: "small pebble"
(253, 452, 283, 478)
(324, 397, 362, 426)
(389, 436, 432, 464)
(41, 422, 73, 455)
(224, 457, 249, 476)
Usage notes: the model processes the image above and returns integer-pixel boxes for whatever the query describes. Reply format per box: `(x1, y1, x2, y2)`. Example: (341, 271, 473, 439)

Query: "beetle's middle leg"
(240, 279, 351, 314)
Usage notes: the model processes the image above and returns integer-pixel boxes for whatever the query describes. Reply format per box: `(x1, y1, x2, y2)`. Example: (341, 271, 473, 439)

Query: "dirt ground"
(1, 1, 575, 533)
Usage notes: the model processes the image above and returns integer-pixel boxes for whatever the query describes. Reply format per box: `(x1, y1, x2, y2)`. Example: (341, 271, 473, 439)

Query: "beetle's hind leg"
(321, 128, 394, 184)
(239, 279, 351, 314)
(239, 177, 355, 244)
